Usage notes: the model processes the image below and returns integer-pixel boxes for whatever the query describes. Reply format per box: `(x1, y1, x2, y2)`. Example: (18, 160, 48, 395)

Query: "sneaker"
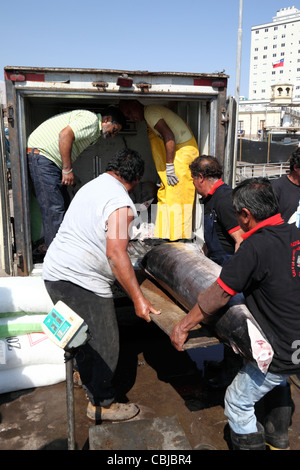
(87, 401, 140, 421)
(73, 370, 82, 388)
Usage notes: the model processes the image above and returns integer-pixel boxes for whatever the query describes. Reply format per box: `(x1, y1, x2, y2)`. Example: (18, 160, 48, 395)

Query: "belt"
(27, 148, 40, 155)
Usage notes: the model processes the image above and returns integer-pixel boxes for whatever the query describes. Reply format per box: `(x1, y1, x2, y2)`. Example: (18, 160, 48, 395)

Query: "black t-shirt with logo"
(219, 215, 300, 374)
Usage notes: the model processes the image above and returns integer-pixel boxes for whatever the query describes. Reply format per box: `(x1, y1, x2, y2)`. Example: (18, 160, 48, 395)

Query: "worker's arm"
(229, 228, 244, 252)
(59, 126, 75, 186)
(154, 119, 176, 163)
(170, 281, 231, 351)
(106, 207, 161, 322)
(154, 119, 179, 185)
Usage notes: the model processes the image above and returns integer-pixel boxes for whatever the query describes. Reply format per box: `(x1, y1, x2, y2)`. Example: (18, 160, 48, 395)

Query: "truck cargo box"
(1, 66, 234, 276)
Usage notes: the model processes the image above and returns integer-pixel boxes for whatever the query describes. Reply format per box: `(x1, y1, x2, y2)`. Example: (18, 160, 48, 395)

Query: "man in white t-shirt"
(28, 106, 126, 249)
(43, 148, 161, 422)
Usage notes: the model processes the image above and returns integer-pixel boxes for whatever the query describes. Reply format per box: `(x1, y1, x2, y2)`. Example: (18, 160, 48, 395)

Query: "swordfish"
(141, 242, 273, 373)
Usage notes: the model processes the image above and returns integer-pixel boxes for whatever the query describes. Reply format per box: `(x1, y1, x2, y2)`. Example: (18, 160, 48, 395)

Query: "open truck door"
(0, 104, 14, 275)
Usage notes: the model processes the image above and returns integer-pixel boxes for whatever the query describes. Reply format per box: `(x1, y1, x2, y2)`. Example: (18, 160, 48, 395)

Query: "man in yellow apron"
(119, 100, 199, 240)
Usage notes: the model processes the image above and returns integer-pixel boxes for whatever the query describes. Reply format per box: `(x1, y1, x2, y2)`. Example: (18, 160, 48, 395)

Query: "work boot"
(87, 401, 140, 421)
(264, 384, 293, 450)
(230, 422, 266, 450)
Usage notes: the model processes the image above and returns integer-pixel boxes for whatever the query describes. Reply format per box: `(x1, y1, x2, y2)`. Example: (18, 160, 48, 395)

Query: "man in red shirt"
(190, 155, 244, 265)
(171, 177, 300, 450)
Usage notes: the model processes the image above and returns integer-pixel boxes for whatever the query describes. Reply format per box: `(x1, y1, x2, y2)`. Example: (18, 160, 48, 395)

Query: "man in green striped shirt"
(27, 107, 126, 250)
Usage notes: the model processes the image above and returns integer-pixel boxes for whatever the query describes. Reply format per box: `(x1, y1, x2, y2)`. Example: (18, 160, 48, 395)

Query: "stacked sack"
(0, 276, 65, 394)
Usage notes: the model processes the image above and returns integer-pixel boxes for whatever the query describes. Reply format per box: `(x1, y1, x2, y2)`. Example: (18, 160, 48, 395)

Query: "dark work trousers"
(27, 151, 70, 248)
(44, 280, 119, 407)
(204, 211, 233, 267)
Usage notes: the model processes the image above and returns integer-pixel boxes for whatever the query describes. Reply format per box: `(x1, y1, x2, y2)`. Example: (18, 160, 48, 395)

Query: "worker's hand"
(134, 297, 161, 323)
(166, 163, 179, 186)
(170, 323, 188, 351)
(61, 170, 74, 186)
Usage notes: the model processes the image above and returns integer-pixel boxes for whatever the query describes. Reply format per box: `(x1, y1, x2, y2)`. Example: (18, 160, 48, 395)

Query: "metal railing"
(236, 162, 290, 183)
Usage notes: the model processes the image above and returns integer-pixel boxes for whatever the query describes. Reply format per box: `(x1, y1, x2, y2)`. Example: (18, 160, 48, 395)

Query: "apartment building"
(249, 6, 300, 100)
(239, 6, 300, 140)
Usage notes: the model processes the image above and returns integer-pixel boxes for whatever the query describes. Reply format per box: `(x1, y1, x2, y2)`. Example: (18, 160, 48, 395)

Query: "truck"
(0, 66, 236, 277)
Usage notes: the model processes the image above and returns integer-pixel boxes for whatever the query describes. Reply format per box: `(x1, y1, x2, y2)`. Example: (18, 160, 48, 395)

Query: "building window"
(282, 34, 286, 38)
(280, 70, 283, 74)
(273, 35, 277, 39)
(255, 47, 258, 51)
(254, 56, 258, 60)
(274, 26, 278, 30)
(281, 43, 285, 47)
(263, 55, 267, 59)
(273, 45, 277, 49)
(281, 52, 285, 56)
(265, 28, 268, 32)
(272, 71, 276, 75)
(255, 30, 259, 34)
(262, 89, 266, 93)
(264, 46, 268, 50)
(273, 53, 277, 57)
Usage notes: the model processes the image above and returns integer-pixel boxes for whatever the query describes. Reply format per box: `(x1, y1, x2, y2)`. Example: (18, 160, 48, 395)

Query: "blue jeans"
(44, 280, 119, 407)
(28, 151, 70, 247)
(224, 361, 289, 434)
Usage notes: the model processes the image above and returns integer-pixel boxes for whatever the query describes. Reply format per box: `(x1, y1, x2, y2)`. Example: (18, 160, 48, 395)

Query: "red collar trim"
(207, 179, 224, 196)
(242, 213, 284, 240)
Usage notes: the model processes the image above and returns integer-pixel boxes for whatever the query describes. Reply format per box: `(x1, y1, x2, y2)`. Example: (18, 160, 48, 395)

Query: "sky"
(1, 0, 300, 98)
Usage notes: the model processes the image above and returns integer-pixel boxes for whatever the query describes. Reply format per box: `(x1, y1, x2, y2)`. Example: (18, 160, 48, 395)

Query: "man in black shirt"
(171, 178, 300, 450)
(272, 147, 300, 222)
(190, 155, 244, 388)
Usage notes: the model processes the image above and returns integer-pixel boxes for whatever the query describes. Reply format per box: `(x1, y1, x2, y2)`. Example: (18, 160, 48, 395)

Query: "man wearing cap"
(27, 107, 126, 249)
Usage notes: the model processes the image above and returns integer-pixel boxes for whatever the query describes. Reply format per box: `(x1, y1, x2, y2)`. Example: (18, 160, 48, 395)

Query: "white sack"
(0, 333, 64, 370)
(0, 363, 66, 394)
(0, 276, 53, 313)
(0, 314, 46, 338)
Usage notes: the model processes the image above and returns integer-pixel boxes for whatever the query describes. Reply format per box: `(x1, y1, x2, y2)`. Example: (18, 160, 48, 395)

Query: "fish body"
(141, 242, 273, 371)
